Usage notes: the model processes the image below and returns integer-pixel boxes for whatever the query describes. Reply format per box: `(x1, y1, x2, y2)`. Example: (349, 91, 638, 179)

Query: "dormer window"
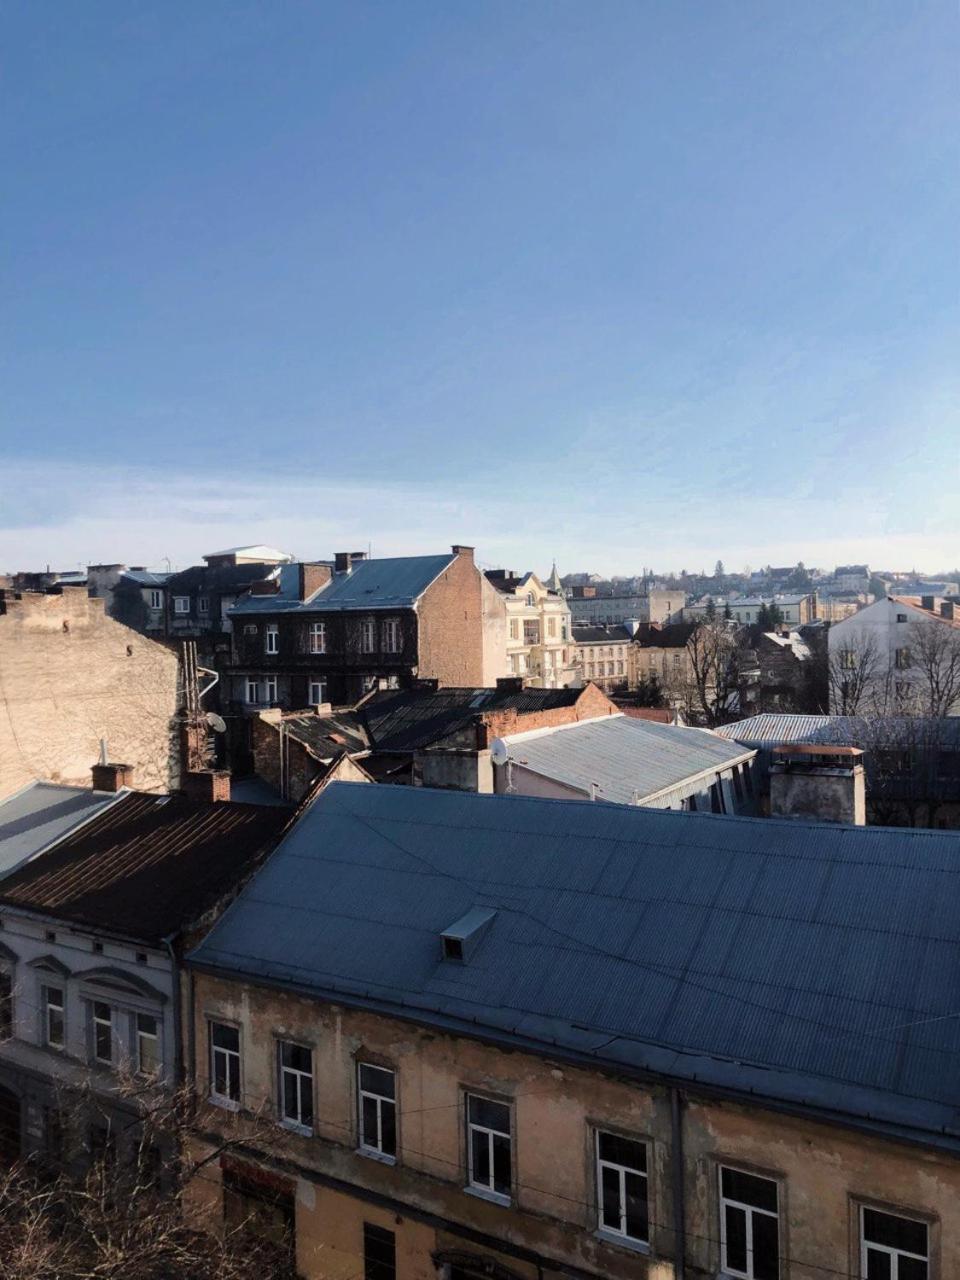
(440, 908, 497, 964)
(525, 593, 535, 607)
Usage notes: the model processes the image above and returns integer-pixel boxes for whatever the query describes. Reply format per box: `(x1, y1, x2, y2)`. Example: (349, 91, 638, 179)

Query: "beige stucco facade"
(500, 576, 578, 689)
(186, 970, 960, 1279)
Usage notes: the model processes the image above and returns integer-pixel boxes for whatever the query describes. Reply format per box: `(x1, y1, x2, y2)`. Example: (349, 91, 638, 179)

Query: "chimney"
(769, 745, 865, 826)
(351, 551, 367, 562)
(182, 770, 232, 803)
(92, 762, 134, 792)
(940, 601, 955, 620)
(496, 676, 524, 692)
(922, 594, 936, 611)
(451, 545, 475, 561)
(299, 562, 332, 601)
(334, 552, 353, 574)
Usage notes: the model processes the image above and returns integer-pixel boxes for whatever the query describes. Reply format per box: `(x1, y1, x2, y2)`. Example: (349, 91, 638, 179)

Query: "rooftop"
(204, 545, 294, 562)
(189, 783, 960, 1150)
(715, 714, 960, 750)
(0, 782, 121, 880)
(570, 624, 634, 643)
(0, 792, 291, 943)
(231, 554, 457, 615)
(499, 713, 754, 804)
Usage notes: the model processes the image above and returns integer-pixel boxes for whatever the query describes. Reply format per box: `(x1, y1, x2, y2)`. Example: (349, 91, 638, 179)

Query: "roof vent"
(440, 907, 497, 963)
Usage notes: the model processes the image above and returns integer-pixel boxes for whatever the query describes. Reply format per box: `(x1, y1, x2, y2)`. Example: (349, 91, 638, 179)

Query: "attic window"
(440, 907, 497, 964)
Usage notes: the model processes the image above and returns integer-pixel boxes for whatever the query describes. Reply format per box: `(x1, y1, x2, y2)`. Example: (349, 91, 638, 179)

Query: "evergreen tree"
(723, 601, 733, 621)
(705, 597, 717, 622)
(757, 602, 771, 629)
(768, 601, 784, 627)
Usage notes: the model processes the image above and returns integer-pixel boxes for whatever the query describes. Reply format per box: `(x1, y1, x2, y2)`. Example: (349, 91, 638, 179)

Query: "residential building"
(827, 594, 960, 714)
(0, 767, 289, 1167)
(568, 588, 685, 626)
(737, 629, 812, 716)
(164, 558, 286, 650)
(0, 585, 181, 799)
(186, 782, 960, 1279)
(108, 567, 172, 633)
(833, 564, 871, 593)
(484, 570, 577, 688)
(571, 623, 633, 693)
(685, 594, 816, 626)
(492, 713, 756, 811)
(225, 548, 508, 747)
(630, 621, 697, 697)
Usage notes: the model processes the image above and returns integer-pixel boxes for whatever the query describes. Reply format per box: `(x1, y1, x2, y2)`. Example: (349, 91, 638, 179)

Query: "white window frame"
(360, 618, 376, 654)
(859, 1205, 928, 1280)
(309, 678, 327, 706)
(277, 1040, 314, 1135)
(136, 1012, 160, 1075)
(465, 1092, 512, 1203)
(719, 1165, 780, 1280)
(173, 596, 190, 614)
(263, 674, 278, 703)
(308, 621, 327, 654)
(91, 1001, 114, 1065)
(148, 589, 162, 610)
(245, 678, 260, 705)
(197, 595, 210, 615)
(357, 1061, 397, 1162)
(209, 1021, 241, 1109)
(596, 1129, 649, 1245)
(265, 624, 279, 655)
(44, 986, 65, 1049)
(382, 618, 401, 653)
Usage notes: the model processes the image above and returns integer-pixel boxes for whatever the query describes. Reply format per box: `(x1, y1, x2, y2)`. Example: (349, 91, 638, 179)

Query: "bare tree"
(686, 619, 744, 726)
(826, 630, 884, 715)
(906, 621, 960, 717)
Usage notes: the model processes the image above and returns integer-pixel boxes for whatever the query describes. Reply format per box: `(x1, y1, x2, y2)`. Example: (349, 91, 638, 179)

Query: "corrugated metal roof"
(715, 714, 960, 749)
(502, 715, 753, 804)
(0, 783, 122, 879)
(189, 783, 960, 1145)
(231, 554, 456, 616)
(121, 569, 170, 587)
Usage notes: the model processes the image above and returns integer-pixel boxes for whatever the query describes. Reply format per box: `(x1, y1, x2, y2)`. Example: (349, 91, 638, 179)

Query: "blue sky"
(2, 1, 957, 574)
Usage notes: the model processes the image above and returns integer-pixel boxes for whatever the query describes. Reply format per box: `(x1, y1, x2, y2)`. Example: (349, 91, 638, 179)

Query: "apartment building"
(630, 621, 697, 694)
(185, 783, 959, 1280)
(568, 588, 685, 626)
(484, 571, 577, 688)
(685, 594, 816, 626)
(571, 623, 632, 692)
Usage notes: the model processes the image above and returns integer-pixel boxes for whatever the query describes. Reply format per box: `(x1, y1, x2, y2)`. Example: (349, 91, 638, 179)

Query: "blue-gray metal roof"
(121, 569, 170, 587)
(189, 783, 960, 1146)
(503, 715, 754, 803)
(0, 783, 121, 878)
(715, 714, 960, 749)
(230, 555, 456, 615)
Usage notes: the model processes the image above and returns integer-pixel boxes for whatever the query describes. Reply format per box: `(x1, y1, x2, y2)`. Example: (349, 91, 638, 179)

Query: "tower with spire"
(545, 561, 565, 597)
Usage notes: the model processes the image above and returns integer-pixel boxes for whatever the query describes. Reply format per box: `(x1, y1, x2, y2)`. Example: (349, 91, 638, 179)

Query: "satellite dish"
(490, 738, 510, 767)
(205, 712, 227, 734)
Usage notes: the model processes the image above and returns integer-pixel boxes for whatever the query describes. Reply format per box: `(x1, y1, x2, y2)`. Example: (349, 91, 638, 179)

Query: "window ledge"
(357, 1146, 397, 1167)
(594, 1230, 651, 1256)
(464, 1184, 511, 1208)
(209, 1094, 239, 1112)
(279, 1119, 312, 1138)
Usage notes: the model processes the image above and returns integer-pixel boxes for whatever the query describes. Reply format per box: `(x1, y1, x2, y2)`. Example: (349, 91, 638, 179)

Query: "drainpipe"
(671, 1086, 686, 1280)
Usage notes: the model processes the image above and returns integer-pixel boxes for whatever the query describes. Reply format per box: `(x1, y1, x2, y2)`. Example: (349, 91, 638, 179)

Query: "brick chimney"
(496, 676, 524, 692)
(299, 562, 332, 601)
(92, 762, 134, 792)
(334, 552, 353, 574)
(182, 770, 232, 803)
(941, 601, 955, 620)
(922, 594, 937, 611)
(451, 545, 475, 561)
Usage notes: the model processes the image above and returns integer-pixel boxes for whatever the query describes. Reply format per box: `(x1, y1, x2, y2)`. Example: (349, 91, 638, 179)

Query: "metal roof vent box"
(440, 907, 497, 963)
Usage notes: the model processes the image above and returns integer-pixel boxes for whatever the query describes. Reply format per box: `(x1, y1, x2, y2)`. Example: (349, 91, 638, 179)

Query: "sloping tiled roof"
(571, 625, 633, 643)
(232, 555, 456, 616)
(500, 715, 753, 804)
(633, 623, 696, 648)
(0, 793, 290, 942)
(0, 783, 122, 879)
(189, 783, 960, 1149)
(166, 563, 279, 594)
(362, 686, 587, 753)
(271, 712, 370, 760)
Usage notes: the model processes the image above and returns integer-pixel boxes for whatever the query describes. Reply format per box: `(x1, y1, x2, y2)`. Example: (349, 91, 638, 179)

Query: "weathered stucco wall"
(0, 588, 181, 797)
(187, 972, 960, 1280)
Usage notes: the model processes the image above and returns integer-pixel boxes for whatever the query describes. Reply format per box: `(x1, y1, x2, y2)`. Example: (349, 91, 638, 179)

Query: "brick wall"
(0, 589, 181, 798)
(417, 548, 505, 687)
(480, 682, 617, 745)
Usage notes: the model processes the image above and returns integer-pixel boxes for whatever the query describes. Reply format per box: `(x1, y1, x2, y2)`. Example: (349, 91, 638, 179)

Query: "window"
(45, 986, 65, 1049)
(363, 1222, 396, 1280)
(0, 971, 12, 1040)
(548, 617, 556, 637)
(210, 1022, 241, 1107)
(897, 613, 908, 623)
(245, 677, 260, 704)
(895, 647, 911, 669)
(92, 1002, 113, 1064)
(596, 1130, 649, 1244)
(382, 618, 401, 653)
(509, 619, 519, 641)
(840, 649, 857, 670)
(309, 678, 327, 706)
(860, 1207, 928, 1280)
(309, 621, 327, 654)
(265, 624, 279, 655)
(278, 1041, 313, 1133)
(358, 1063, 396, 1159)
(174, 596, 190, 614)
(360, 618, 376, 653)
(719, 1166, 780, 1280)
(263, 675, 278, 703)
(465, 1094, 511, 1200)
(137, 1013, 159, 1075)
(244, 623, 258, 636)
(148, 589, 162, 610)
(198, 596, 210, 615)
(223, 1165, 294, 1262)
(525, 592, 535, 606)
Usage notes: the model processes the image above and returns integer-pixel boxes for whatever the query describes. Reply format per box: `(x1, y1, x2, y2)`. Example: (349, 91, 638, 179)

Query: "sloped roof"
(0, 783, 122, 879)
(204, 545, 293, 562)
(269, 712, 370, 760)
(232, 555, 456, 616)
(715, 714, 960, 750)
(121, 569, 170, 588)
(632, 623, 696, 648)
(571, 625, 633, 643)
(0, 792, 290, 942)
(501, 715, 754, 804)
(166, 562, 279, 594)
(189, 783, 960, 1149)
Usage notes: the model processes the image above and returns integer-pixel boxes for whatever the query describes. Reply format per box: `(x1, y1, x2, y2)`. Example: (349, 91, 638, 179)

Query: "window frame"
(263, 674, 278, 704)
(360, 618, 376, 654)
(595, 1127, 650, 1248)
(265, 624, 279, 655)
(173, 596, 190, 615)
(464, 1090, 513, 1205)
(718, 1163, 781, 1280)
(91, 1000, 114, 1065)
(308, 621, 327, 654)
(858, 1203, 930, 1280)
(308, 677, 327, 706)
(245, 677, 260, 705)
(136, 1012, 160, 1076)
(148, 589, 163, 610)
(197, 595, 210, 616)
(44, 985, 65, 1050)
(0, 968, 13, 1040)
(209, 1019, 242, 1110)
(277, 1039, 314, 1135)
(357, 1061, 397, 1163)
(363, 1221, 396, 1280)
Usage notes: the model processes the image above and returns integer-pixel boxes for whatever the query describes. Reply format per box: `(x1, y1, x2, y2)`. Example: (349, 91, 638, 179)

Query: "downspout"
(671, 1086, 686, 1280)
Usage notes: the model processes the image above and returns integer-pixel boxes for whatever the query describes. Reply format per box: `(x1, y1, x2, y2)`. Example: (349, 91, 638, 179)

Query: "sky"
(1, 1, 957, 576)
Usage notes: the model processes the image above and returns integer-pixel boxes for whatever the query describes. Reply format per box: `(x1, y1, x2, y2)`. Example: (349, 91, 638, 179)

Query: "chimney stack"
(299, 562, 332, 601)
(334, 552, 353, 574)
(940, 601, 955, 620)
(769, 745, 865, 825)
(182, 770, 232, 803)
(922, 594, 936, 611)
(451, 545, 475, 561)
(92, 762, 134, 793)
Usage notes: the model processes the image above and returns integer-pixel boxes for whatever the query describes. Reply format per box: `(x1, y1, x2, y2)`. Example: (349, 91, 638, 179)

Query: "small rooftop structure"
(203, 545, 294, 565)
